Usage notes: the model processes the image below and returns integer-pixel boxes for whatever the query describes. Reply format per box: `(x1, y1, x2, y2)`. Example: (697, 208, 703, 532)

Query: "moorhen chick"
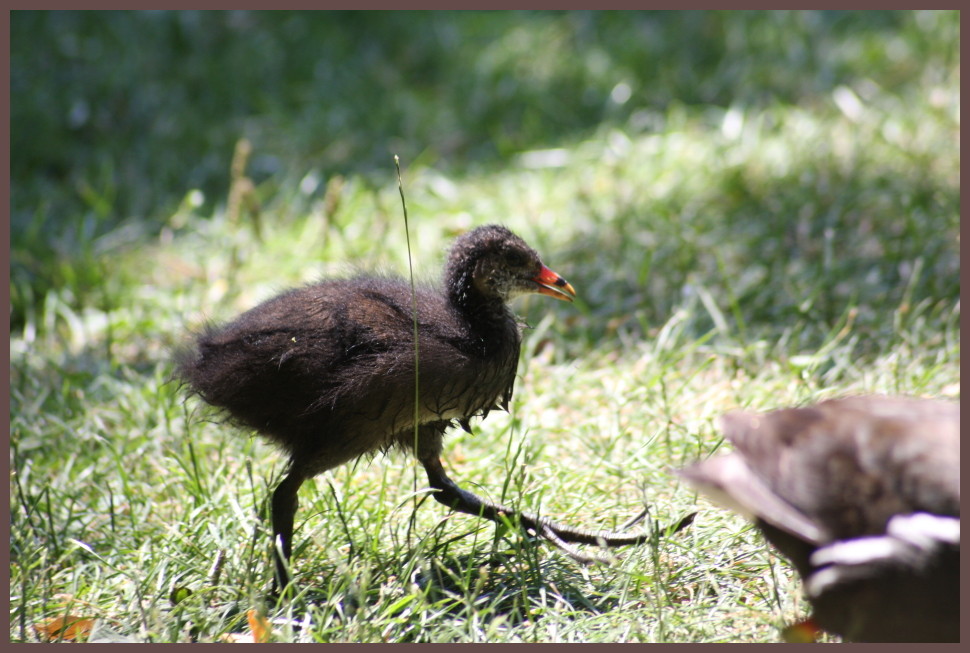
(177, 224, 649, 589)
(679, 396, 959, 642)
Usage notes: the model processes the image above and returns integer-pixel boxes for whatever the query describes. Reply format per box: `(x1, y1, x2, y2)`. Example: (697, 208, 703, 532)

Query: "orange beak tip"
(533, 265, 577, 302)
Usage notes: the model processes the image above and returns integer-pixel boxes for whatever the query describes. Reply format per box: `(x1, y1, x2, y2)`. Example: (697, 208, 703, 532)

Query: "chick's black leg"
(421, 455, 651, 564)
(271, 468, 305, 591)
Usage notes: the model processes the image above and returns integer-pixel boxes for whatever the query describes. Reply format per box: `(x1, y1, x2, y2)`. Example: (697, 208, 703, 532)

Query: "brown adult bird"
(678, 395, 959, 642)
(176, 224, 649, 589)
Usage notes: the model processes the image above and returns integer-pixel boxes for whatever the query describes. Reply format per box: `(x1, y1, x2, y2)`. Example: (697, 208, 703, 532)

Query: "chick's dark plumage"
(180, 274, 517, 471)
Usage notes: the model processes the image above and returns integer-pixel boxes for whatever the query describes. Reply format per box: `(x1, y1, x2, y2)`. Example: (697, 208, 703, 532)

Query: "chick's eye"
(504, 251, 528, 268)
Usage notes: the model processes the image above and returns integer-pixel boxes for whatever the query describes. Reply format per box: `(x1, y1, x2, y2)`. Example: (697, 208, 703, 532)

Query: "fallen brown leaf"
(33, 614, 95, 642)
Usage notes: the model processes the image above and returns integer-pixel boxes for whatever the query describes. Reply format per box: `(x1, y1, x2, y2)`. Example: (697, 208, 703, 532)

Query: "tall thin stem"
(394, 156, 420, 451)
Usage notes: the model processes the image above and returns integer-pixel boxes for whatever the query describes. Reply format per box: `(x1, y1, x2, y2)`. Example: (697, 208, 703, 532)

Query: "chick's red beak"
(532, 265, 577, 302)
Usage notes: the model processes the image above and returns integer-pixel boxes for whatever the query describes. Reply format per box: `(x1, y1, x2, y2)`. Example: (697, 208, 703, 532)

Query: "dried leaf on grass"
(33, 615, 95, 642)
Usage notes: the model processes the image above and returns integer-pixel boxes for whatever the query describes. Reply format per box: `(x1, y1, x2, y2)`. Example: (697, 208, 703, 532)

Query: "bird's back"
(720, 396, 959, 543)
(679, 396, 960, 642)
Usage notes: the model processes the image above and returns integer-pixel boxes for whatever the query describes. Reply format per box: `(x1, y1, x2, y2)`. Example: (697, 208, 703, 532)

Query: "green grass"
(9, 10, 959, 643)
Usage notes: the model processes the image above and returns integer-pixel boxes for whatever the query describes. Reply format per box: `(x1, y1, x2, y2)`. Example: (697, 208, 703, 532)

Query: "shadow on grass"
(279, 533, 652, 642)
(545, 148, 958, 354)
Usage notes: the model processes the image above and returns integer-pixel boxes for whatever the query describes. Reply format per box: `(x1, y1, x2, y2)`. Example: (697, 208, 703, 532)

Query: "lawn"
(9, 10, 960, 643)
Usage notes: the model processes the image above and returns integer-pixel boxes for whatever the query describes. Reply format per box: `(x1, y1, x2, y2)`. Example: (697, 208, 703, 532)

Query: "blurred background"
(10, 10, 960, 643)
(11, 10, 959, 342)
